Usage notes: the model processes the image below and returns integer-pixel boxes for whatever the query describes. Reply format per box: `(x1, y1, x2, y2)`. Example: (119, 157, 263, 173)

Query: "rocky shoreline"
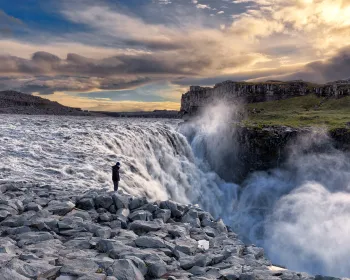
(0, 182, 342, 280)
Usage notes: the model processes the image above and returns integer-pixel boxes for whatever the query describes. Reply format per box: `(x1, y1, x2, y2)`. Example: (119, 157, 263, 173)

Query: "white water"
(1, 113, 350, 277)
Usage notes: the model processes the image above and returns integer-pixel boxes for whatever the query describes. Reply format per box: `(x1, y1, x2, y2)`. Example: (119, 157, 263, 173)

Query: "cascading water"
(0, 114, 237, 220)
(1, 111, 350, 277)
(179, 102, 350, 278)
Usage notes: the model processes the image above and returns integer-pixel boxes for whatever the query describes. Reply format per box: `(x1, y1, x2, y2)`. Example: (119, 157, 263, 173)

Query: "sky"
(1, 0, 350, 111)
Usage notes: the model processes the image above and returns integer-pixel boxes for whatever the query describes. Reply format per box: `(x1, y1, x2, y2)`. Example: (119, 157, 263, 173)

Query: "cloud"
(196, 4, 211, 9)
(2, 0, 350, 111)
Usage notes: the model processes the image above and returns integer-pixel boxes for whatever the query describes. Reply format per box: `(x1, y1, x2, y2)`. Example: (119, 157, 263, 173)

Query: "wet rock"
(144, 254, 167, 278)
(181, 209, 200, 228)
(25, 202, 42, 212)
(135, 236, 166, 248)
(129, 197, 147, 210)
(0, 267, 30, 280)
(154, 208, 171, 222)
(16, 231, 54, 247)
(95, 195, 113, 210)
(0, 237, 17, 254)
(0, 210, 11, 221)
(112, 193, 130, 209)
(106, 259, 144, 280)
(174, 237, 198, 255)
(76, 198, 95, 210)
(129, 220, 163, 233)
(46, 201, 75, 216)
(129, 210, 152, 222)
(59, 257, 100, 276)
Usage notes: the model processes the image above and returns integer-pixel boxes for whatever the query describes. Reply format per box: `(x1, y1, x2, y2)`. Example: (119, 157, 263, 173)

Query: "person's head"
(116, 162, 121, 167)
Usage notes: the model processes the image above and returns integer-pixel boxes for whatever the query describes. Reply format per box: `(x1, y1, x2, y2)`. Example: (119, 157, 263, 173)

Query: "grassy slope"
(245, 95, 350, 129)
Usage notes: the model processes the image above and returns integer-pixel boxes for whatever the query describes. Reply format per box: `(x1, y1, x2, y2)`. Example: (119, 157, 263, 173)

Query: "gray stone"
(59, 257, 100, 276)
(112, 193, 130, 209)
(188, 266, 207, 276)
(181, 209, 200, 228)
(160, 200, 183, 218)
(16, 231, 54, 247)
(0, 210, 11, 221)
(95, 194, 113, 210)
(0, 237, 17, 254)
(174, 237, 198, 255)
(135, 236, 166, 248)
(129, 197, 147, 210)
(0, 268, 30, 280)
(129, 210, 152, 222)
(5, 258, 60, 279)
(144, 254, 167, 278)
(154, 208, 171, 222)
(76, 197, 95, 210)
(25, 202, 42, 212)
(77, 274, 107, 280)
(46, 201, 75, 216)
(219, 266, 242, 279)
(99, 212, 112, 222)
(125, 256, 148, 276)
(106, 259, 144, 280)
(129, 220, 163, 233)
(116, 208, 130, 218)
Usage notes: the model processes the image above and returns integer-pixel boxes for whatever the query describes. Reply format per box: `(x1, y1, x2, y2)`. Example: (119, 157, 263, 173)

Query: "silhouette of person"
(112, 162, 120, 192)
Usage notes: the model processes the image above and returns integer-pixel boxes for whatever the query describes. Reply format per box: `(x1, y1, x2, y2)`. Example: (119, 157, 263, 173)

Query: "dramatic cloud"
(1, 0, 350, 110)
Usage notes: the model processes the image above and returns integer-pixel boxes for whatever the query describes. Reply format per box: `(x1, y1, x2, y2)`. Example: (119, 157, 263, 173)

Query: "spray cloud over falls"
(180, 101, 350, 277)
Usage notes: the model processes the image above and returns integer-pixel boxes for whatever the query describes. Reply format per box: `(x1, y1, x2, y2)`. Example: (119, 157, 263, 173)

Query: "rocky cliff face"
(0, 91, 95, 116)
(180, 80, 350, 116)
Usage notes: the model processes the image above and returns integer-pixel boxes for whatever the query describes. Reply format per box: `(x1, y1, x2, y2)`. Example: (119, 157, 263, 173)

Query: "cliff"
(0, 90, 96, 116)
(180, 80, 350, 116)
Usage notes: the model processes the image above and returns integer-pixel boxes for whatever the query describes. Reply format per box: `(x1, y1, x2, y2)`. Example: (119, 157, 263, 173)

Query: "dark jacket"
(112, 165, 120, 181)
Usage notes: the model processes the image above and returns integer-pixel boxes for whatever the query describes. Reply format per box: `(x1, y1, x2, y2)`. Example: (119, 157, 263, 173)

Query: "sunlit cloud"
(1, 0, 350, 111)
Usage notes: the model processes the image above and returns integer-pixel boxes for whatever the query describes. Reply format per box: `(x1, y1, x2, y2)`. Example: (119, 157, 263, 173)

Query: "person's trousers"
(113, 181, 119, 192)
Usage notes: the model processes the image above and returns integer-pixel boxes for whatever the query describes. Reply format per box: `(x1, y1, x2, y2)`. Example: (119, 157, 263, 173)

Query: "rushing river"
(1, 113, 350, 277)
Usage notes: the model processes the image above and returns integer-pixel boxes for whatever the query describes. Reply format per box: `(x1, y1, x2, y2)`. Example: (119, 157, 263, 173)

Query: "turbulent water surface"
(1, 113, 350, 277)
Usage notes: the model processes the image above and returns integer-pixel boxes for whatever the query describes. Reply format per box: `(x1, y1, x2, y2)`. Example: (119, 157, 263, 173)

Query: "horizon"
(1, 0, 350, 111)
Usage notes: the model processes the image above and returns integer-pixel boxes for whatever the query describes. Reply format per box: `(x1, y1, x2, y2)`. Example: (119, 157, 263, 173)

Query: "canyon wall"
(180, 80, 350, 116)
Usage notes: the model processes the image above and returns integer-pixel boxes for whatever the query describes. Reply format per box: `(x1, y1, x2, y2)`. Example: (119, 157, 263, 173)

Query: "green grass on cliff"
(245, 95, 350, 129)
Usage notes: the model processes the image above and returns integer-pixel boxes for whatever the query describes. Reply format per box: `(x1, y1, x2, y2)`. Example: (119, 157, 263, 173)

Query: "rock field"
(0, 182, 343, 280)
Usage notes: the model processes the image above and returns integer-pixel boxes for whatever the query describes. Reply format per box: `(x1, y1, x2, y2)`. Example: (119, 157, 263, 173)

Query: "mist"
(180, 102, 350, 277)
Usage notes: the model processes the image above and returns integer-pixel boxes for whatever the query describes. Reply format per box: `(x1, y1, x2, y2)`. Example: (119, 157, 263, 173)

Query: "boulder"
(16, 232, 54, 247)
(181, 209, 200, 228)
(76, 198, 95, 210)
(129, 210, 152, 222)
(154, 208, 171, 222)
(25, 202, 42, 212)
(129, 220, 163, 233)
(112, 194, 130, 209)
(46, 201, 75, 216)
(106, 259, 144, 280)
(94, 195, 113, 210)
(129, 197, 147, 210)
(135, 236, 166, 249)
(59, 257, 100, 276)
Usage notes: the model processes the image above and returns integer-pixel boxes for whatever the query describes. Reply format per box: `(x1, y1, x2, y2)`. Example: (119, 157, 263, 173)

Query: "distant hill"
(0, 91, 97, 116)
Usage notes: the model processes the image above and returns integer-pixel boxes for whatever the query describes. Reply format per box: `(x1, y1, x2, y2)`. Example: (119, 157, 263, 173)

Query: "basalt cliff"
(180, 80, 350, 116)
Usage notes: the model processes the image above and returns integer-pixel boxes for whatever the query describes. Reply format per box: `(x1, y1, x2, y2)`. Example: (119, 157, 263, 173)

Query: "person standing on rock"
(112, 162, 121, 192)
